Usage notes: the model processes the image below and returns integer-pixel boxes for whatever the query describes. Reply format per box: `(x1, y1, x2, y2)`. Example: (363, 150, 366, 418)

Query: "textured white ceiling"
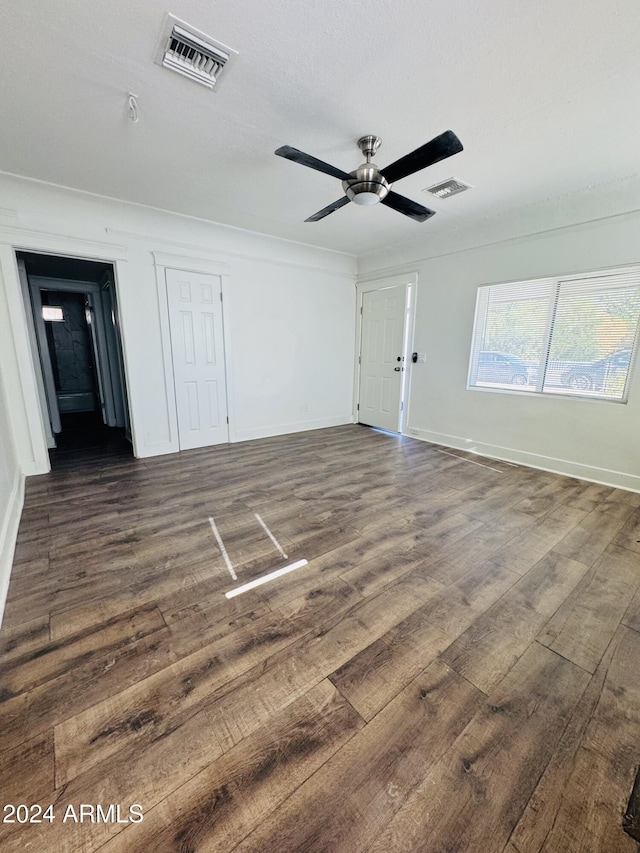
(2, 0, 639, 256)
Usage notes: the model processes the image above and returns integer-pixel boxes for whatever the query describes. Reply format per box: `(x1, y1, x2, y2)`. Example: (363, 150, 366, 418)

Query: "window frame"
(467, 264, 640, 404)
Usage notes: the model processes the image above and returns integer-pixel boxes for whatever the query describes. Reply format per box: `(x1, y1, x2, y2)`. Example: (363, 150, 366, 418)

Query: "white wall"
(229, 256, 355, 440)
(359, 211, 640, 491)
(0, 173, 357, 475)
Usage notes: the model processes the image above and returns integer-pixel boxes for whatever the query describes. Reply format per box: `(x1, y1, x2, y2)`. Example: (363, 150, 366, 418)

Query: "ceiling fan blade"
(380, 130, 463, 184)
(305, 196, 351, 222)
(381, 191, 435, 222)
(275, 145, 353, 182)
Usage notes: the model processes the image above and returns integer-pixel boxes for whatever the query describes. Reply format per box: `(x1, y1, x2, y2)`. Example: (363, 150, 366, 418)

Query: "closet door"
(166, 268, 229, 449)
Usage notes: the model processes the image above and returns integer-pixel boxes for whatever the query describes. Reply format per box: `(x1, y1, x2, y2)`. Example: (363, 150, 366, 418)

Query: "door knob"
(394, 366, 401, 372)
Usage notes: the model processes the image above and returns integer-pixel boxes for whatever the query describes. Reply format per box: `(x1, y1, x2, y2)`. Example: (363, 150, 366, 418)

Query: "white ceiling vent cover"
(423, 178, 472, 198)
(155, 15, 238, 90)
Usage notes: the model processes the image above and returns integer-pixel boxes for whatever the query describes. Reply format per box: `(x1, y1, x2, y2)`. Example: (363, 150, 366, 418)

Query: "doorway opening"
(16, 251, 132, 464)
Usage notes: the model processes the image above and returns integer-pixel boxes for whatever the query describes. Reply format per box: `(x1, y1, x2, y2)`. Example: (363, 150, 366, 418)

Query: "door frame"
(153, 252, 232, 450)
(17, 259, 57, 446)
(354, 272, 418, 433)
(3, 239, 133, 474)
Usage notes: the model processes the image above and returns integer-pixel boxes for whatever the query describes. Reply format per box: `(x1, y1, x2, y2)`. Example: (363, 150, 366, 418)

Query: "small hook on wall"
(127, 92, 139, 123)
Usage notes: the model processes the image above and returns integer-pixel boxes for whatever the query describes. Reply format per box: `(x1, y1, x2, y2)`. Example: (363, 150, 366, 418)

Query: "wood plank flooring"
(1, 424, 640, 852)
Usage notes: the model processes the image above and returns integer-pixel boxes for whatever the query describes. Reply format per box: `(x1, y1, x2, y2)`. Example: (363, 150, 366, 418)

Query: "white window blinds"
(468, 267, 640, 402)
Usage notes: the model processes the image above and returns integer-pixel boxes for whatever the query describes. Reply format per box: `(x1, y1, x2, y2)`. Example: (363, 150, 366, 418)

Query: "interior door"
(99, 272, 127, 428)
(358, 284, 407, 431)
(166, 268, 229, 450)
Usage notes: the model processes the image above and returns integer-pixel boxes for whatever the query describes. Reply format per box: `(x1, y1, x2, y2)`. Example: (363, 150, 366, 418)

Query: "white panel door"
(166, 268, 229, 449)
(358, 284, 407, 431)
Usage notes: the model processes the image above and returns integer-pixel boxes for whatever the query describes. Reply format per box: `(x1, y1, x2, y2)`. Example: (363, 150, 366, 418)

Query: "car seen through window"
(476, 351, 532, 387)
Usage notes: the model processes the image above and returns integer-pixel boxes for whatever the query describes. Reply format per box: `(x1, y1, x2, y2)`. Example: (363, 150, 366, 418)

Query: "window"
(42, 305, 64, 322)
(468, 267, 640, 402)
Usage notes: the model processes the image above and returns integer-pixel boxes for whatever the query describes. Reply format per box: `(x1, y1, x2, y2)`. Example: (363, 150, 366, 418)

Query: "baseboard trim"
(0, 469, 25, 627)
(232, 415, 354, 443)
(21, 459, 48, 476)
(405, 427, 640, 493)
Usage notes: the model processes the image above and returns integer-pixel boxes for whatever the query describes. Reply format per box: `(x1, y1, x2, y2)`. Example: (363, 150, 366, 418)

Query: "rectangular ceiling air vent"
(422, 178, 472, 199)
(155, 15, 238, 90)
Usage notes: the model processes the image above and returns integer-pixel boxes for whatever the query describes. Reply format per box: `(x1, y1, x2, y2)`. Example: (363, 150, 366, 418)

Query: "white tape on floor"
(208, 516, 237, 581)
(225, 559, 308, 599)
(254, 512, 288, 559)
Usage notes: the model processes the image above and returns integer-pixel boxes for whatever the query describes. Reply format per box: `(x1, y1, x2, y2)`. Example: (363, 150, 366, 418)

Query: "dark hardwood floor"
(1, 424, 640, 852)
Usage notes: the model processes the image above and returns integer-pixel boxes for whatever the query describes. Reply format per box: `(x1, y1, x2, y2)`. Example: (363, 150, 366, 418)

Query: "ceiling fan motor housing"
(343, 163, 390, 205)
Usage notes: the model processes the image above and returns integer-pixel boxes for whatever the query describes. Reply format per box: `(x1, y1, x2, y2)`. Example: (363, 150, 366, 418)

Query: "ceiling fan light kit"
(274, 130, 464, 223)
(343, 136, 389, 206)
(350, 191, 383, 206)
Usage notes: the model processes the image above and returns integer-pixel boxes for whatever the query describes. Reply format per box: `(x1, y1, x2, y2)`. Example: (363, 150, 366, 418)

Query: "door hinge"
(401, 401, 404, 412)
(357, 403, 360, 410)
(226, 416, 229, 424)
(220, 291, 223, 302)
(358, 355, 361, 364)
(360, 305, 363, 315)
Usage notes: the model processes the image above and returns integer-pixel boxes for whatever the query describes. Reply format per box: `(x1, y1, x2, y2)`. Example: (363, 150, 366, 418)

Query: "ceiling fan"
(274, 130, 463, 222)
